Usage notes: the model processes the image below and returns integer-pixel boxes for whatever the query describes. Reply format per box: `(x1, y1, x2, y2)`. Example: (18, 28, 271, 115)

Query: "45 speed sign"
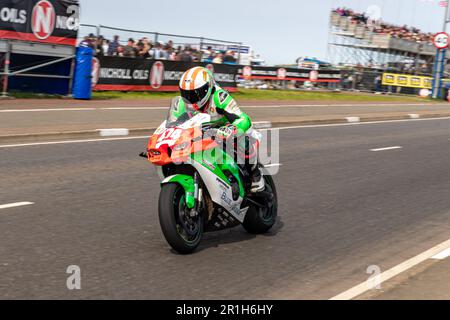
(433, 32, 449, 49)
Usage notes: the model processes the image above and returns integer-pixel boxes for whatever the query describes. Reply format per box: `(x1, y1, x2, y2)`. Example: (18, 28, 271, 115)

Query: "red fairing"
(147, 126, 216, 166)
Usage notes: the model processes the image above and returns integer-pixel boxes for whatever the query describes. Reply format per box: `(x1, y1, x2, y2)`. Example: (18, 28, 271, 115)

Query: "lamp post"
(431, 3, 450, 99)
(444, 1, 450, 33)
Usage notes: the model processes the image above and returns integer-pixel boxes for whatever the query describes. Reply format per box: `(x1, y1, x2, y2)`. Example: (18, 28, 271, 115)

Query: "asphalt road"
(1, 118, 450, 299)
(1, 101, 450, 137)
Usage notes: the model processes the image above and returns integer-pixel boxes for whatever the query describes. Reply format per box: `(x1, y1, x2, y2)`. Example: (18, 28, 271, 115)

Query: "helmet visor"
(180, 82, 210, 105)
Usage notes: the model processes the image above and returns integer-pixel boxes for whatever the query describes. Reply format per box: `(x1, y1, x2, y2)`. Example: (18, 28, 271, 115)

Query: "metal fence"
(339, 69, 428, 95)
(0, 40, 75, 97)
(79, 24, 243, 59)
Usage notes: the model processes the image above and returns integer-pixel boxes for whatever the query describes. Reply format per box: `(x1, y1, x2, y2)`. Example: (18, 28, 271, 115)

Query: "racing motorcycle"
(143, 97, 278, 254)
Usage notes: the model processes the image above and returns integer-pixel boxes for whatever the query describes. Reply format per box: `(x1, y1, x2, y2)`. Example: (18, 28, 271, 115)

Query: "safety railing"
(0, 41, 75, 97)
(79, 24, 243, 59)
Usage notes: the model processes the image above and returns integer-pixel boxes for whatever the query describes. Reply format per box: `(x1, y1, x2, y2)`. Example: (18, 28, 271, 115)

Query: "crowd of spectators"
(79, 34, 238, 64)
(333, 7, 434, 44)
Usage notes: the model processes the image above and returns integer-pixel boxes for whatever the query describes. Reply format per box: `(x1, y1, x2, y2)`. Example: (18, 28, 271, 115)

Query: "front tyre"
(242, 175, 278, 234)
(158, 184, 203, 254)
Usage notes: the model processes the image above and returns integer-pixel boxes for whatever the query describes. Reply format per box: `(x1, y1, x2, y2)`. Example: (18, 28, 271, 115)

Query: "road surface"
(1, 117, 450, 299)
(1, 100, 450, 137)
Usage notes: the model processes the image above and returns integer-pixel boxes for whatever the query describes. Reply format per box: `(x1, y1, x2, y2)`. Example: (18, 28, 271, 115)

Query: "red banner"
(0, 0, 79, 46)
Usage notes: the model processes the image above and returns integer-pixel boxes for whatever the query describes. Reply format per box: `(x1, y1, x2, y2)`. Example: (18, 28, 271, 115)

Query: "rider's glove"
(217, 125, 237, 140)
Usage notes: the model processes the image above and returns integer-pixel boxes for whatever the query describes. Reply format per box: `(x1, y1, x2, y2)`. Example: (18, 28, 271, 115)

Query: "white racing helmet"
(179, 67, 214, 110)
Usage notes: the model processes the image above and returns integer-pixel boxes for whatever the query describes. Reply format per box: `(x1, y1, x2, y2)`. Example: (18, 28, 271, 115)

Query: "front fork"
(161, 173, 202, 212)
(191, 172, 203, 217)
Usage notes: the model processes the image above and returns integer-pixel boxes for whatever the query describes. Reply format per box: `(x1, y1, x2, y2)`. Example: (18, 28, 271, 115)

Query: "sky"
(79, 0, 448, 65)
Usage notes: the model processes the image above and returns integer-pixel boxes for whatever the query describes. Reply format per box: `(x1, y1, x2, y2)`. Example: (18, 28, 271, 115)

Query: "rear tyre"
(242, 175, 278, 234)
(158, 183, 203, 254)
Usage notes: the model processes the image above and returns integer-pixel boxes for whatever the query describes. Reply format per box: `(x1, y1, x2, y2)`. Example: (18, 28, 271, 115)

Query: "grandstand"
(327, 9, 448, 73)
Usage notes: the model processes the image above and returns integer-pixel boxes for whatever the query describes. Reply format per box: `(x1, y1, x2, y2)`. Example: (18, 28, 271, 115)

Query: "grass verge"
(92, 89, 430, 102)
(6, 89, 435, 103)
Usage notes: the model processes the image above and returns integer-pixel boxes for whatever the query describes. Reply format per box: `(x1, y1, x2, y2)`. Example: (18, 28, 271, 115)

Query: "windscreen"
(166, 97, 199, 127)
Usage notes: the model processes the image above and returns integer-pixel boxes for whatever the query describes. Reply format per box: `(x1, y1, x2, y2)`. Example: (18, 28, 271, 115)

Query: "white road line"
(101, 103, 441, 110)
(253, 121, 272, 129)
(97, 128, 130, 137)
(263, 163, 282, 168)
(370, 146, 403, 152)
(102, 107, 168, 110)
(330, 238, 450, 300)
(267, 116, 450, 131)
(266, 103, 443, 108)
(346, 117, 361, 123)
(432, 248, 450, 260)
(1, 116, 450, 149)
(0, 108, 95, 112)
(0, 202, 34, 210)
(0, 136, 150, 148)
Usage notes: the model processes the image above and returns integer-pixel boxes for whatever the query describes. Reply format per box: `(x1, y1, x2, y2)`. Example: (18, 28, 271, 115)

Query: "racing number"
(156, 128, 182, 148)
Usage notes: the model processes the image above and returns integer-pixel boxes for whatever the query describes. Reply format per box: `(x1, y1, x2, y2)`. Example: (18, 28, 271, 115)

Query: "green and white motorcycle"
(145, 97, 278, 254)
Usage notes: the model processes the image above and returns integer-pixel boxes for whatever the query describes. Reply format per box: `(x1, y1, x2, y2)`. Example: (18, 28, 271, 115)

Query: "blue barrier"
(73, 46, 94, 100)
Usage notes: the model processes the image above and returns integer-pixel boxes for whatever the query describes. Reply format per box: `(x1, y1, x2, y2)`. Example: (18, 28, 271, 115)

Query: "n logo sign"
(150, 61, 164, 89)
(92, 58, 100, 88)
(31, 0, 56, 40)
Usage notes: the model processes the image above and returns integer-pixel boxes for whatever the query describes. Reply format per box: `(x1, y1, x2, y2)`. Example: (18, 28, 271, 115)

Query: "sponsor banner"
(92, 57, 239, 92)
(382, 73, 432, 89)
(0, 0, 79, 46)
(237, 66, 341, 82)
(201, 43, 251, 55)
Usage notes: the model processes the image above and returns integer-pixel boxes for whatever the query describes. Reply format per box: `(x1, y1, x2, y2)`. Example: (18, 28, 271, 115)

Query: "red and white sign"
(150, 61, 165, 89)
(31, 0, 56, 40)
(205, 64, 215, 73)
(433, 32, 449, 49)
(92, 58, 100, 88)
(277, 68, 287, 80)
(309, 70, 319, 81)
(242, 66, 252, 79)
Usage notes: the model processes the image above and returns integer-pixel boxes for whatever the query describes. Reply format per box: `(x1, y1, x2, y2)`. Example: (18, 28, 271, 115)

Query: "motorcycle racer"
(176, 66, 265, 193)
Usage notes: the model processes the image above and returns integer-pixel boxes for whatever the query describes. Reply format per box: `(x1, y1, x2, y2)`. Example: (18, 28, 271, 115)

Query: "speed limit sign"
(433, 32, 449, 49)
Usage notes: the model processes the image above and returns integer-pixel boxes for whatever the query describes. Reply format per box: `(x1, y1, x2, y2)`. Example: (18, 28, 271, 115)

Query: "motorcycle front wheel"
(158, 183, 203, 254)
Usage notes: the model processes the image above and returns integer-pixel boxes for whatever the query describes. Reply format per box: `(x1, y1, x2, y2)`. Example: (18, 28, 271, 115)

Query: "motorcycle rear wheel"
(242, 175, 278, 234)
(158, 183, 203, 254)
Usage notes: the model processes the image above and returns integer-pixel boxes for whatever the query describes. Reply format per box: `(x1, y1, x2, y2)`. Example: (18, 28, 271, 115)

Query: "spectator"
(123, 38, 138, 58)
(201, 46, 214, 63)
(136, 40, 150, 58)
(95, 36, 106, 56)
(192, 48, 202, 62)
(333, 7, 433, 44)
(223, 50, 237, 64)
(108, 35, 120, 56)
(178, 47, 193, 62)
(83, 34, 247, 65)
(79, 33, 96, 49)
(212, 52, 223, 64)
(150, 42, 168, 60)
(167, 47, 176, 61)
(141, 37, 152, 54)
(374, 75, 382, 92)
(102, 39, 110, 56)
(117, 45, 125, 57)
(166, 40, 174, 52)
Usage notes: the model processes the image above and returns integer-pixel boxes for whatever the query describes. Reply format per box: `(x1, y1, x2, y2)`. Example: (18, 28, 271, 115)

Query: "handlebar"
(192, 128, 218, 143)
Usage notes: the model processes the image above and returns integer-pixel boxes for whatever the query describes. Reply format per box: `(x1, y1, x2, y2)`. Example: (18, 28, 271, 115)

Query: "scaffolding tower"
(327, 11, 441, 72)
